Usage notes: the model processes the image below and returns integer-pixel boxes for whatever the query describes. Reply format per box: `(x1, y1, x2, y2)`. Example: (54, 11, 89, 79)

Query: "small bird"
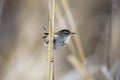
(42, 26, 76, 49)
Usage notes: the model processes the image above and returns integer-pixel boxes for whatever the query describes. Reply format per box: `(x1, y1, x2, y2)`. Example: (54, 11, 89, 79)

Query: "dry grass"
(61, 0, 94, 80)
(48, 0, 55, 80)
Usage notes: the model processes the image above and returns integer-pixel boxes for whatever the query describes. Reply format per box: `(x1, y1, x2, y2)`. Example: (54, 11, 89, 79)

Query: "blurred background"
(0, 0, 120, 80)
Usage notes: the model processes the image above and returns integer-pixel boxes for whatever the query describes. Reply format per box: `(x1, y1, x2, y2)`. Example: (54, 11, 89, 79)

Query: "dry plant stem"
(55, 5, 65, 26)
(68, 55, 94, 80)
(106, 16, 111, 69)
(61, 0, 94, 80)
(61, 0, 85, 63)
(48, 0, 55, 80)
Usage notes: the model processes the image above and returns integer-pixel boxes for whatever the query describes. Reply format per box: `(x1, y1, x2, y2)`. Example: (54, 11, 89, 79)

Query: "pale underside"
(44, 35, 72, 49)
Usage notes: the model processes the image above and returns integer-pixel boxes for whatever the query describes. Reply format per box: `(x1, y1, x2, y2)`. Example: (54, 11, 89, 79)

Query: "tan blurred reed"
(48, 0, 55, 80)
(68, 55, 94, 80)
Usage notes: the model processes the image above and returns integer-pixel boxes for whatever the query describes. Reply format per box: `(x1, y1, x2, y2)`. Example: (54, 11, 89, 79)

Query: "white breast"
(64, 35, 72, 44)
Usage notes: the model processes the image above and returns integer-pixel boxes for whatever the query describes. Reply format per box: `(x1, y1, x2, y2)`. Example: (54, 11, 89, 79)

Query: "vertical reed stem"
(48, 0, 55, 80)
(61, 0, 94, 80)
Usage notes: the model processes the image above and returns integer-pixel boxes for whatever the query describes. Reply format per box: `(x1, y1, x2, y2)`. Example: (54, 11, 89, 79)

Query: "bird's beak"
(71, 32, 77, 35)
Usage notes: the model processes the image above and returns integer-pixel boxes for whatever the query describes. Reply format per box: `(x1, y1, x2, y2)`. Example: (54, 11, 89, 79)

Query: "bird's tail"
(40, 25, 49, 39)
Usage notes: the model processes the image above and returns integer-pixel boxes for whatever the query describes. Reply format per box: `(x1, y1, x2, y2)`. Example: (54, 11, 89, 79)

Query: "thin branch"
(48, 0, 55, 80)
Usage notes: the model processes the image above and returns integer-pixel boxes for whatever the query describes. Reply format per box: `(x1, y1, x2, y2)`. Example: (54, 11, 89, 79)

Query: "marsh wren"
(42, 26, 76, 49)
